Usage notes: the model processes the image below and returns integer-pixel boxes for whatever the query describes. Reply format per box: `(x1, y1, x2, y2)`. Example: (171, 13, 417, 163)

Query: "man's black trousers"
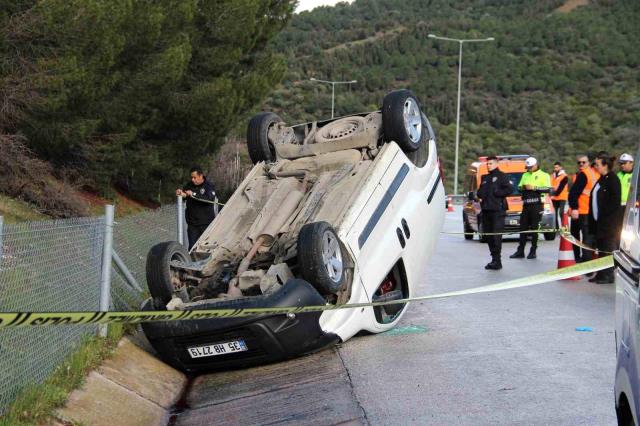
(596, 235, 616, 280)
(187, 224, 209, 250)
(518, 204, 543, 249)
(481, 211, 505, 260)
(552, 200, 566, 230)
(570, 214, 594, 263)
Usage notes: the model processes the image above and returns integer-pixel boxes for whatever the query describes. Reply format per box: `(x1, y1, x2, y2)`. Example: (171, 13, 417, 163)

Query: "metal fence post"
(177, 195, 184, 246)
(99, 205, 114, 337)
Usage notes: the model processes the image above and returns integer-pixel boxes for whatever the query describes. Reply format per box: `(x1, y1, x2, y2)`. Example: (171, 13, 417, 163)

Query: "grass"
(0, 195, 48, 224)
(0, 324, 128, 426)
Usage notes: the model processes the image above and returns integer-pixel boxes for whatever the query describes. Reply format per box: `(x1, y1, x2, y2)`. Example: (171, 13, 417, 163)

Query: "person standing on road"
(551, 161, 569, 229)
(476, 156, 514, 270)
(176, 166, 217, 249)
(588, 153, 621, 284)
(615, 153, 634, 245)
(510, 157, 551, 260)
(568, 155, 600, 263)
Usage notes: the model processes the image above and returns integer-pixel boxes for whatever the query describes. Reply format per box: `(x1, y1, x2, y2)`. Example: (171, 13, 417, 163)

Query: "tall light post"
(309, 78, 357, 118)
(428, 34, 494, 195)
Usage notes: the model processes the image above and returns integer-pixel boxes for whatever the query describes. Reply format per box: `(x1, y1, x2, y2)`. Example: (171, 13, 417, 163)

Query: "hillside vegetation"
(265, 0, 640, 192)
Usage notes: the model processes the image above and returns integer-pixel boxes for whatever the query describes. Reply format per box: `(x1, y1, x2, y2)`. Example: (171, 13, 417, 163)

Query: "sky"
(295, 0, 355, 13)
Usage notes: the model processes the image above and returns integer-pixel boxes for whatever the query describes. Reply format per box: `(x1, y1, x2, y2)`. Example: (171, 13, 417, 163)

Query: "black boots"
(510, 247, 525, 259)
(527, 247, 537, 259)
(485, 260, 502, 270)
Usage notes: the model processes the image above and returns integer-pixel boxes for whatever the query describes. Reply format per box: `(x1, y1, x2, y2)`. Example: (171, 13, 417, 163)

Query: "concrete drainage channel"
(56, 332, 367, 426)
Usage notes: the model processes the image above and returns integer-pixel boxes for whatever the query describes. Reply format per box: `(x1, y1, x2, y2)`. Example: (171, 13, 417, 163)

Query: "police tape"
(0, 256, 613, 329)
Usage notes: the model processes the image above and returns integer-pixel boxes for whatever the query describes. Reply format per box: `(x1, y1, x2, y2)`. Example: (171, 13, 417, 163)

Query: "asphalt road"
(175, 206, 617, 425)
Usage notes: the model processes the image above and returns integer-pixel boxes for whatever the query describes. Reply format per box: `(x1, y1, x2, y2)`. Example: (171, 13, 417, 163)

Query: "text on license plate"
(187, 340, 247, 358)
(509, 219, 519, 225)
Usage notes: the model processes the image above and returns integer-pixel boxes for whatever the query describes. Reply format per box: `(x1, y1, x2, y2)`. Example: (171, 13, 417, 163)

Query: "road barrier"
(0, 256, 613, 328)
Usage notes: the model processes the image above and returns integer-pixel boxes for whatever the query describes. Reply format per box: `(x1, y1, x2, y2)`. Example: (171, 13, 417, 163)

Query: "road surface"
(174, 206, 617, 425)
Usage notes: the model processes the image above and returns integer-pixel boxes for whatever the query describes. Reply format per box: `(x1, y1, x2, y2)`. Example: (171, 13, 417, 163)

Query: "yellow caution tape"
(0, 256, 613, 328)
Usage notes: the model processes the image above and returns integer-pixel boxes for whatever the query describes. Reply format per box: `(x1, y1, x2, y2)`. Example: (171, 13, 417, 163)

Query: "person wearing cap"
(476, 156, 514, 270)
(551, 161, 569, 229)
(568, 154, 600, 263)
(510, 157, 552, 260)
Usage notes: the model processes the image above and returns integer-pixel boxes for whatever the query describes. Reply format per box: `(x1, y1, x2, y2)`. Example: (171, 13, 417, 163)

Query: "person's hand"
(570, 209, 579, 220)
(176, 189, 184, 197)
(185, 190, 194, 197)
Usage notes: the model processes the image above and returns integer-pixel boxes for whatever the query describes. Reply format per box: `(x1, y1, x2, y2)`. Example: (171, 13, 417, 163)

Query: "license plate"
(509, 219, 519, 225)
(187, 340, 247, 358)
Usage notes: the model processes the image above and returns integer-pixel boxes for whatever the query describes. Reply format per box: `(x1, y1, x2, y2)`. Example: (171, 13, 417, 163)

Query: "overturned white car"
(141, 89, 445, 372)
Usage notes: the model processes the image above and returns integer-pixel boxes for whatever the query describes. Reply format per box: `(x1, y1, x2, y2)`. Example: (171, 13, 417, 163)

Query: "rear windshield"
(506, 173, 523, 195)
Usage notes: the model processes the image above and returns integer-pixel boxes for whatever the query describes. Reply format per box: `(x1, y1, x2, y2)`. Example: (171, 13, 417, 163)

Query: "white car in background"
(141, 89, 445, 372)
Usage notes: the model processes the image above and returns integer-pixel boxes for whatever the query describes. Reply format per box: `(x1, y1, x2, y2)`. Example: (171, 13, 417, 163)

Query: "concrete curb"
(54, 334, 186, 426)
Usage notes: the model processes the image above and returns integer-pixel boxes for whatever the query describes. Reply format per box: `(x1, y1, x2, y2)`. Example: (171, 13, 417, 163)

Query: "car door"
(615, 147, 640, 420)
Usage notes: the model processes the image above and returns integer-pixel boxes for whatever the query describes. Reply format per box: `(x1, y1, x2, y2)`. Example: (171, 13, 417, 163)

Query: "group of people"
(478, 153, 634, 284)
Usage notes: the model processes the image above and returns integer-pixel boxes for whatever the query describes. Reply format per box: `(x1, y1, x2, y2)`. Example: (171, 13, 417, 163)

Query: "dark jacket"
(476, 168, 513, 212)
(588, 171, 621, 239)
(184, 178, 216, 226)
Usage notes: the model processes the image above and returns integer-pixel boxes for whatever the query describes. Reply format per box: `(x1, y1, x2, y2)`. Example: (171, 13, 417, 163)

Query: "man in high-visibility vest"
(551, 161, 569, 230)
(510, 157, 551, 260)
(568, 155, 600, 263)
(617, 153, 634, 207)
(616, 153, 634, 246)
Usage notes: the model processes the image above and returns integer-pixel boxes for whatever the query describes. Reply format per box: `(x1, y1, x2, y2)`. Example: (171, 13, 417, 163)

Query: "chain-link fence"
(0, 203, 178, 414)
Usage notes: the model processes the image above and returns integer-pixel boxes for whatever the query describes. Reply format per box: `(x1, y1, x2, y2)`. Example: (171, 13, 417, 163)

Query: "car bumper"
(141, 279, 339, 373)
(503, 212, 556, 232)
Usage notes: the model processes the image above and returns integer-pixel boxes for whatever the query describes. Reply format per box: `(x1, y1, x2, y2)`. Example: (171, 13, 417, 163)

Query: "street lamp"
(428, 34, 494, 195)
(309, 78, 358, 118)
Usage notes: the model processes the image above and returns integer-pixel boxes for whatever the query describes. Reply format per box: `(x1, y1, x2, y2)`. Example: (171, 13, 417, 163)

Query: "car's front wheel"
(463, 213, 474, 240)
(146, 241, 191, 305)
(298, 222, 347, 295)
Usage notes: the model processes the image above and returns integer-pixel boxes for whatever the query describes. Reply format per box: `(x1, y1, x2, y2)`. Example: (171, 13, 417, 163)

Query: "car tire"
(146, 241, 191, 306)
(298, 222, 347, 295)
(382, 89, 423, 153)
(478, 220, 487, 243)
(544, 232, 556, 241)
(247, 112, 281, 164)
(463, 213, 474, 240)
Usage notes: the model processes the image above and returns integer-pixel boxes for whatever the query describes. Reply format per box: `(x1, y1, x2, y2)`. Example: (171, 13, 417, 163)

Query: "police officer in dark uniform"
(476, 156, 513, 270)
(176, 166, 217, 249)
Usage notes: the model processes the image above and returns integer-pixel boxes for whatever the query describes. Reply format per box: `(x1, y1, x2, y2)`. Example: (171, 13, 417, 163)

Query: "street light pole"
(310, 78, 357, 119)
(428, 34, 494, 195)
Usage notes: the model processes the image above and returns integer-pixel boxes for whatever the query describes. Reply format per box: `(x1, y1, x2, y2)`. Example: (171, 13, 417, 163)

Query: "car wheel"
(146, 241, 191, 306)
(478, 221, 487, 243)
(382, 89, 423, 153)
(247, 112, 281, 164)
(463, 213, 474, 240)
(298, 222, 347, 295)
(544, 232, 556, 241)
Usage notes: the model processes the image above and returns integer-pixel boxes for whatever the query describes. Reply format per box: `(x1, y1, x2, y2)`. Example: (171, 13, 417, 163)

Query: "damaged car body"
(141, 89, 446, 372)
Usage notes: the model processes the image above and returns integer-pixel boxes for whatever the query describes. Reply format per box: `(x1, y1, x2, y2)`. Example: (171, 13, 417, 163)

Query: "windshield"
(506, 173, 523, 195)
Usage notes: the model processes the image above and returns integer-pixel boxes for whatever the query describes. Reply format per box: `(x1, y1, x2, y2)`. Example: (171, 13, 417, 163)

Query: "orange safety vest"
(575, 167, 600, 214)
(551, 171, 569, 201)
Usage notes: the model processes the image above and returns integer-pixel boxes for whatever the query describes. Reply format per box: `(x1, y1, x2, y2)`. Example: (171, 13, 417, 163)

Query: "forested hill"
(265, 0, 640, 192)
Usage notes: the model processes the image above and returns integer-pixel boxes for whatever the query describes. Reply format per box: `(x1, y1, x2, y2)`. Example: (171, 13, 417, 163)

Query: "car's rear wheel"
(463, 213, 474, 240)
(382, 89, 423, 153)
(146, 241, 191, 305)
(298, 222, 347, 295)
(247, 112, 281, 164)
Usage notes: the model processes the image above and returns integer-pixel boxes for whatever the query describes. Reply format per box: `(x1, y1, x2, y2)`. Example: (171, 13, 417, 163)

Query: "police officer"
(510, 157, 551, 260)
(477, 156, 513, 270)
(176, 166, 217, 249)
